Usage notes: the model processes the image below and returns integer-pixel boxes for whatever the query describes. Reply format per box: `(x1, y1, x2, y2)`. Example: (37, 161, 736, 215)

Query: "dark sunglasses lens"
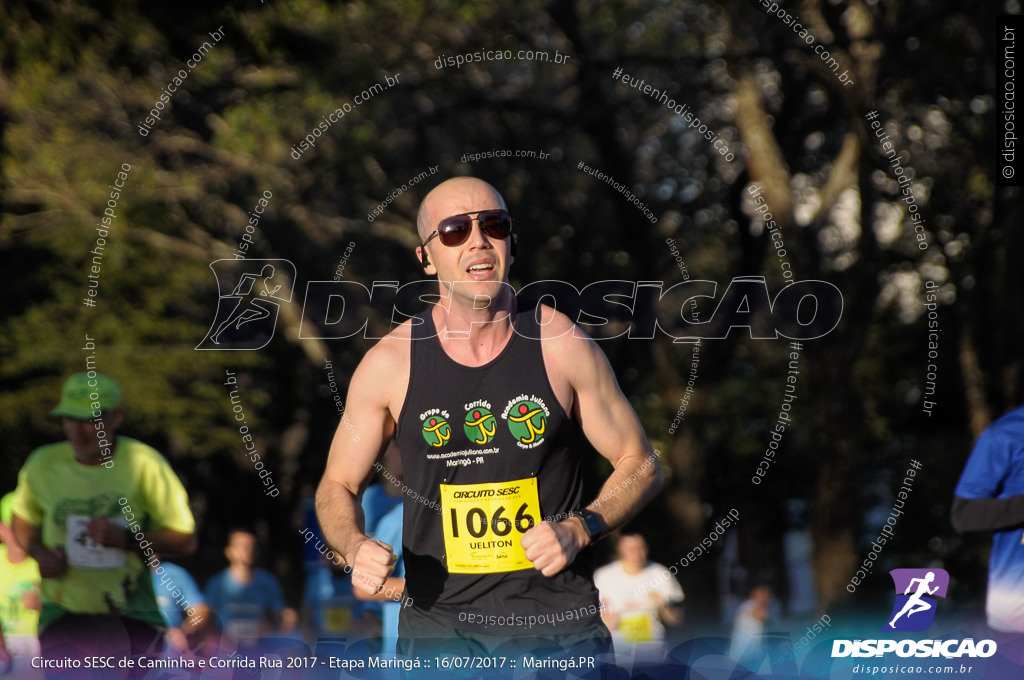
(479, 211, 512, 237)
(438, 217, 473, 246)
(435, 211, 512, 246)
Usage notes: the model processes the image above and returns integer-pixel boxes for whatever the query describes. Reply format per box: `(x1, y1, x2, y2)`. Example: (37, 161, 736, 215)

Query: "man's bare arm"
(147, 529, 197, 556)
(352, 576, 406, 602)
(659, 603, 684, 627)
(12, 515, 67, 578)
(315, 409, 385, 564)
(522, 313, 662, 575)
(315, 339, 406, 594)
(87, 519, 196, 556)
(11, 515, 39, 555)
(569, 331, 663, 533)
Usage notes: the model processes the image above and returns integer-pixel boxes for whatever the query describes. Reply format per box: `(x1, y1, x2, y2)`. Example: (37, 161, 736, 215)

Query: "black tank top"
(394, 302, 602, 633)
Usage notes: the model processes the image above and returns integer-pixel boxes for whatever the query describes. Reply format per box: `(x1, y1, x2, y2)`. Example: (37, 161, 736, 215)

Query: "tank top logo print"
(420, 408, 452, 447)
(502, 394, 551, 449)
(463, 400, 497, 445)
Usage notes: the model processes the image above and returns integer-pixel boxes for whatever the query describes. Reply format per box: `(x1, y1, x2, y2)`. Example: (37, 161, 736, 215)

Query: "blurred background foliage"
(1, 0, 1020, 633)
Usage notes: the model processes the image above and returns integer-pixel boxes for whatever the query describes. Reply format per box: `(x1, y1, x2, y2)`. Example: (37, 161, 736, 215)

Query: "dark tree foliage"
(0, 0, 1018, 624)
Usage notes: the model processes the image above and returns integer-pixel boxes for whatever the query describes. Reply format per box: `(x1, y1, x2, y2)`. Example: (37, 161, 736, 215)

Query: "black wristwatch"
(575, 509, 606, 544)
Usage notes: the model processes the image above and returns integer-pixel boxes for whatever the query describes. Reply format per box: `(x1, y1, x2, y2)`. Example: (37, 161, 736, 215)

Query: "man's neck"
(74, 451, 110, 466)
(622, 561, 645, 576)
(229, 564, 254, 583)
(72, 437, 118, 466)
(433, 287, 516, 366)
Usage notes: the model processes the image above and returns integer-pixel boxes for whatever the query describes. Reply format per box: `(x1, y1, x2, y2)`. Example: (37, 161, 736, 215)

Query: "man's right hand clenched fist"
(349, 537, 396, 596)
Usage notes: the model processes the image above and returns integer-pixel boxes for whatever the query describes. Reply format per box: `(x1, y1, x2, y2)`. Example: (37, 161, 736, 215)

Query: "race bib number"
(66, 515, 126, 569)
(440, 478, 539, 574)
(619, 613, 655, 643)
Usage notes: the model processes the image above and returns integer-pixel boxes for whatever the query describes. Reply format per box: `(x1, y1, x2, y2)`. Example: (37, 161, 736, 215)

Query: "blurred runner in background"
(10, 373, 196, 677)
(204, 528, 296, 647)
(594, 531, 682, 664)
(729, 581, 773, 670)
(150, 558, 214, 658)
(952, 404, 1024, 633)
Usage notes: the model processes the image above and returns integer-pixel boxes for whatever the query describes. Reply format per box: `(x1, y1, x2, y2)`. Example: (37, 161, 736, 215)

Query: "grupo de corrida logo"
(464, 408, 496, 445)
(421, 410, 451, 448)
(506, 399, 547, 448)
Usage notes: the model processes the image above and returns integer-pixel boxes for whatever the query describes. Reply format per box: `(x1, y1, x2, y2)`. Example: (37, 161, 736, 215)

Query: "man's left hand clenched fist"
(521, 518, 589, 577)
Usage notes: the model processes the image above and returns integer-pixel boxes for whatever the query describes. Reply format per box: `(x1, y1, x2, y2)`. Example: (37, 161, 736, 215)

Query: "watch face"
(581, 511, 600, 538)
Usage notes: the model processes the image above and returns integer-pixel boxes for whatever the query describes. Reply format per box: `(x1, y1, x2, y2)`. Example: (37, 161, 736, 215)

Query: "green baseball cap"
(50, 372, 122, 420)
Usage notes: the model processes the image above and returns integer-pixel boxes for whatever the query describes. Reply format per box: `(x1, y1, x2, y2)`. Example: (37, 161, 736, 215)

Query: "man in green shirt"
(10, 373, 197, 668)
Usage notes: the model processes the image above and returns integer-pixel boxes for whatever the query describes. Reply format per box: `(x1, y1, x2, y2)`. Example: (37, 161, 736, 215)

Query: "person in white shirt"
(729, 582, 773, 669)
(593, 531, 683, 663)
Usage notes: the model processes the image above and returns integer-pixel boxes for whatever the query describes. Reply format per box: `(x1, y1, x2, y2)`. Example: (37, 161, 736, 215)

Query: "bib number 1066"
(449, 503, 535, 538)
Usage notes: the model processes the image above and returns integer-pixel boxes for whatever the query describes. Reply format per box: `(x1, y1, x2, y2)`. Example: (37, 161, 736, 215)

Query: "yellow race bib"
(440, 478, 540, 574)
(619, 613, 655, 643)
(323, 603, 352, 632)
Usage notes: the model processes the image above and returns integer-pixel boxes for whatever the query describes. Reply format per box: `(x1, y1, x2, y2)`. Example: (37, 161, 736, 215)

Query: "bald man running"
(316, 177, 663, 661)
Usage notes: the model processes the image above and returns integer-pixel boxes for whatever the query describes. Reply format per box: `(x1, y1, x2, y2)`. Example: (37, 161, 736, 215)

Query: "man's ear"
(510, 234, 517, 263)
(417, 246, 436, 275)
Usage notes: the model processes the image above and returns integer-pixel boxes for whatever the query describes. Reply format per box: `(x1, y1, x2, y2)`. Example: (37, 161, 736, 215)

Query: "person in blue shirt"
(302, 456, 406, 648)
(151, 560, 213, 654)
(362, 483, 402, 541)
(354, 500, 405, 655)
(204, 528, 296, 643)
(299, 468, 402, 646)
(344, 444, 404, 645)
(952, 404, 1024, 633)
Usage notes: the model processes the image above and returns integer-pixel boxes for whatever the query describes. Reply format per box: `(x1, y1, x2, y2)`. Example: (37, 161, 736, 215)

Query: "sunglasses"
(421, 209, 513, 248)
